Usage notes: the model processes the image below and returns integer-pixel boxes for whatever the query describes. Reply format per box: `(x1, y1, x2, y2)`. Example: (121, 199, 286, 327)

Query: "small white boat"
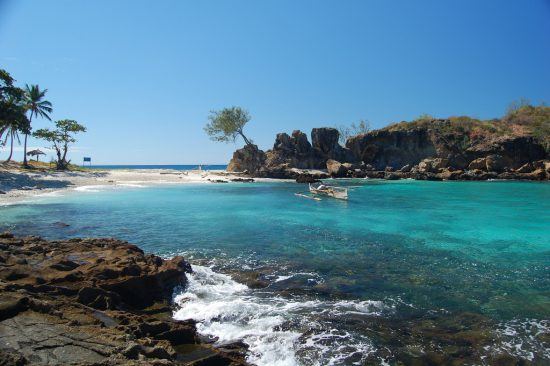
(309, 182, 348, 200)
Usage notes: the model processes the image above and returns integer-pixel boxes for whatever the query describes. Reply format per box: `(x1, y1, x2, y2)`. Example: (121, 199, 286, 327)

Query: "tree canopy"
(33, 119, 86, 170)
(23, 84, 52, 165)
(204, 106, 253, 146)
(0, 69, 28, 143)
(336, 120, 371, 145)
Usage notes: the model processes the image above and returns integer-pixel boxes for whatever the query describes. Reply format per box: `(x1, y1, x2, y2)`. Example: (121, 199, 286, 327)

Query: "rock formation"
(0, 233, 248, 365)
(227, 107, 550, 180)
(228, 128, 354, 178)
(226, 144, 266, 175)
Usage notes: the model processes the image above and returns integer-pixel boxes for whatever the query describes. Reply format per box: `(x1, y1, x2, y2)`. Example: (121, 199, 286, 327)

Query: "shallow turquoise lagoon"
(1, 180, 549, 365)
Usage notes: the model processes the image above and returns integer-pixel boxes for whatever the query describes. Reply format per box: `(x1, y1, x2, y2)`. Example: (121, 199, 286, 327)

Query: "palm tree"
(1, 94, 27, 163)
(23, 84, 52, 166)
(1, 121, 21, 162)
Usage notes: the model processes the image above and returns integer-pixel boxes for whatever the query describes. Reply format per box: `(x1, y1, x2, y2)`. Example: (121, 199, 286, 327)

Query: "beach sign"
(83, 157, 92, 167)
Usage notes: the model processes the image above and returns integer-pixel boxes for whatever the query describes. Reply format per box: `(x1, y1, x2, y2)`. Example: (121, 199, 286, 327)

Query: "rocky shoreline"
(0, 233, 248, 365)
(227, 118, 550, 182)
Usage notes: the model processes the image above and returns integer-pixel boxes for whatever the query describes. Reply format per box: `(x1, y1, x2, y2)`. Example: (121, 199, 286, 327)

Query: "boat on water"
(309, 182, 349, 200)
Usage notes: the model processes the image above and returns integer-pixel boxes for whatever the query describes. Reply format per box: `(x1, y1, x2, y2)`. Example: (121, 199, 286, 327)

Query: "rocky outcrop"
(228, 128, 355, 178)
(263, 130, 319, 170)
(227, 144, 266, 175)
(346, 127, 438, 170)
(311, 128, 354, 163)
(0, 233, 248, 366)
(227, 113, 549, 181)
(346, 122, 547, 172)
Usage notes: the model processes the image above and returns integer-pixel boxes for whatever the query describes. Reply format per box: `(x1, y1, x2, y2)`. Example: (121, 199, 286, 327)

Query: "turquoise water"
(1, 180, 549, 364)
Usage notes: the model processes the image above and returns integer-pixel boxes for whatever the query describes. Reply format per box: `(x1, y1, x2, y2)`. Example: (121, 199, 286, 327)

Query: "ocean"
(0, 179, 548, 365)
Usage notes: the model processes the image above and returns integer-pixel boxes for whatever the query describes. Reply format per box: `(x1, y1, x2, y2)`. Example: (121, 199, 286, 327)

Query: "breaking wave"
(173, 265, 389, 366)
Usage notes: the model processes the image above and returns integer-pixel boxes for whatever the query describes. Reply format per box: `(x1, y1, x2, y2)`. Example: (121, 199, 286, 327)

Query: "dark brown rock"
(227, 144, 266, 174)
(468, 157, 487, 171)
(0, 235, 248, 366)
(295, 173, 321, 184)
(384, 172, 400, 180)
(326, 159, 348, 177)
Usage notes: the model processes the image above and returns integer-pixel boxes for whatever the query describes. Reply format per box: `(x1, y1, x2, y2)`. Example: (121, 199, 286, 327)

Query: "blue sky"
(1, 0, 549, 164)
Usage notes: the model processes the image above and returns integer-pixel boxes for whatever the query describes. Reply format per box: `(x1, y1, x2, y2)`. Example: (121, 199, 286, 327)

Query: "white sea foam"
(487, 319, 550, 361)
(73, 184, 112, 192)
(173, 265, 386, 366)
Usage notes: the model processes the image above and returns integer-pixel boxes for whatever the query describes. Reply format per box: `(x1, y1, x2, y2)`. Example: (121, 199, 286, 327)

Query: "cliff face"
(346, 121, 547, 170)
(346, 127, 437, 170)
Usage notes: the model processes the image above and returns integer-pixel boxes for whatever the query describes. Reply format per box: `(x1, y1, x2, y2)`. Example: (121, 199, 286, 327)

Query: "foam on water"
(173, 265, 384, 366)
(486, 319, 550, 361)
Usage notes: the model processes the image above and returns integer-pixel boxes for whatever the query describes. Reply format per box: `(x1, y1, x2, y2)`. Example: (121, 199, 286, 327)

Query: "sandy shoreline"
(0, 167, 277, 205)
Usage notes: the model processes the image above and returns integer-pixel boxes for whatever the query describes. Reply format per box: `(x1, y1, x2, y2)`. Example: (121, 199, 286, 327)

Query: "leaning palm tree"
(2, 120, 21, 162)
(23, 84, 52, 166)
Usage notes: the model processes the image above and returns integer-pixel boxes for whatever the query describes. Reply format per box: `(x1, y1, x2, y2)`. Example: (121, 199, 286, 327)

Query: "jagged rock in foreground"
(0, 233, 247, 366)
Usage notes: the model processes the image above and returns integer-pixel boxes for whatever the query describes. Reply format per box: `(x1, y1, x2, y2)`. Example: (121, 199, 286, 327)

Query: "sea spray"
(173, 265, 384, 365)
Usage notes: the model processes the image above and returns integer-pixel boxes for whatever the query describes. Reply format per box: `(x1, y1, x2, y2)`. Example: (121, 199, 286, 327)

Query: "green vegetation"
(0, 70, 28, 162)
(380, 102, 549, 152)
(337, 120, 371, 145)
(1, 67, 87, 169)
(503, 102, 550, 150)
(34, 120, 86, 170)
(23, 84, 52, 166)
(204, 106, 253, 146)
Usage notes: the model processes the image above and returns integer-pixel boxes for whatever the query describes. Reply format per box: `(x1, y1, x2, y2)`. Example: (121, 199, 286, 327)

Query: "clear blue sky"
(1, 0, 549, 164)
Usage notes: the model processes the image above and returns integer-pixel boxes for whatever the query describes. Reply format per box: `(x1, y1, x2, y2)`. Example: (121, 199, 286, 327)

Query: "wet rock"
(365, 170, 385, 179)
(384, 172, 401, 180)
(436, 169, 464, 180)
(230, 178, 255, 182)
(0, 232, 14, 239)
(0, 234, 248, 366)
(295, 173, 321, 184)
(229, 271, 269, 289)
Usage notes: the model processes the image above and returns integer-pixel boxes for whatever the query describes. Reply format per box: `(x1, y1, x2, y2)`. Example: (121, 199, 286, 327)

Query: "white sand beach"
(0, 166, 271, 205)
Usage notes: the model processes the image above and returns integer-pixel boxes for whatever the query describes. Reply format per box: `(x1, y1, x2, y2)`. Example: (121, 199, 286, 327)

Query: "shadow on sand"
(0, 168, 108, 193)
